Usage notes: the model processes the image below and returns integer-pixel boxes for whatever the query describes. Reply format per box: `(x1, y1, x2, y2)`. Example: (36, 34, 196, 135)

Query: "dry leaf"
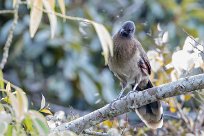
(92, 22, 113, 65)
(43, 0, 57, 38)
(49, 0, 55, 10)
(16, 90, 28, 121)
(30, 0, 43, 38)
(58, 0, 65, 15)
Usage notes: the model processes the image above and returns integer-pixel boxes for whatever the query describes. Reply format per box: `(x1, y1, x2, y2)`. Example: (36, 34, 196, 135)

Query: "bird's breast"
(108, 52, 142, 84)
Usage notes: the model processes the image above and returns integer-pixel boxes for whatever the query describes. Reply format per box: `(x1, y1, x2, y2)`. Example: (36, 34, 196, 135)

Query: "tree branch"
(0, 3, 19, 70)
(54, 73, 204, 134)
(182, 28, 204, 54)
(0, 10, 14, 14)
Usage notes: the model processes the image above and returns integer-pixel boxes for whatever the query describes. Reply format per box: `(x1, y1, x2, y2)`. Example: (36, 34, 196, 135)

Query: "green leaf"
(0, 70, 4, 89)
(23, 116, 33, 132)
(5, 125, 12, 136)
(39, 108, 52, 115)
(32, 118, 49, 136)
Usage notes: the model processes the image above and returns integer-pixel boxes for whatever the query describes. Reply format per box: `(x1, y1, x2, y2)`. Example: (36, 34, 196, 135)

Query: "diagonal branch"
(182, 28, 204, 54)
(0, 3, 19, 70)
(54, 73, 204, 134)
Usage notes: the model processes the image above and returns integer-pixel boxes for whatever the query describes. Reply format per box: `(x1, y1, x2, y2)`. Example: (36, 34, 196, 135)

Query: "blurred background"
(0, 0, 204, 135)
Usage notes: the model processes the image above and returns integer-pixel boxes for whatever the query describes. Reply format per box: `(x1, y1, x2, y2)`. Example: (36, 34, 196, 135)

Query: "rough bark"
(54, 73, 204, 134)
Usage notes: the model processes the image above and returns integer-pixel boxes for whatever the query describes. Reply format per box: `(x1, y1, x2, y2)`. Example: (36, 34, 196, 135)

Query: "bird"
(108, 21, 163, 129)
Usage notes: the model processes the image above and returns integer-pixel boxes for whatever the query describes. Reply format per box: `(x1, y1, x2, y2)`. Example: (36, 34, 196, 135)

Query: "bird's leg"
(109, 82, 127, 109)
(133, 83, 138, 91)
(117, 82, 128, 99)
(127, 83, 138, 100)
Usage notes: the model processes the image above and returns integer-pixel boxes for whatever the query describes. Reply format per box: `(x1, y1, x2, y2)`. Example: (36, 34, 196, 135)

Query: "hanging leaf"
(58, 0, 66, 21)
(49, 0, 55, 10)
(13, 0, 17, 7)
(30, 0, 43, 38)
(92, 22, 113, 65)
(43, 0, 57, 38)
(23, 116, 34, 132)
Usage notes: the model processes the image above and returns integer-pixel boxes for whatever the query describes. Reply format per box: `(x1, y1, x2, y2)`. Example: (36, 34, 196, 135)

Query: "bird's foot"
(109, 85, 129, 109)
(126, 90, 136, 97)
(109, 89, 126, 109)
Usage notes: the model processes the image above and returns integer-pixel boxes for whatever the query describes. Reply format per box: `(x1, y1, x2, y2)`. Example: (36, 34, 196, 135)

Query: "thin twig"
(182, 29, 204, 54)
(0, 4, 19, 69)
(0, 10, 14, 14)
(83, 130, 109, 136)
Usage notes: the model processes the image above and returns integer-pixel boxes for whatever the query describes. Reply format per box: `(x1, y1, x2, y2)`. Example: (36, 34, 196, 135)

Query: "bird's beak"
(120, 29, 128, 36)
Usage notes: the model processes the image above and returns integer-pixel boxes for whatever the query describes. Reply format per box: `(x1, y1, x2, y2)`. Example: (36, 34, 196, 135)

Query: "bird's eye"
(130, 28, 134, 32)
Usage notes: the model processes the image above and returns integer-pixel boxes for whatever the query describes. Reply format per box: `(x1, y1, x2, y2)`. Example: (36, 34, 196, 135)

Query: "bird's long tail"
(135, 81, 163, 129)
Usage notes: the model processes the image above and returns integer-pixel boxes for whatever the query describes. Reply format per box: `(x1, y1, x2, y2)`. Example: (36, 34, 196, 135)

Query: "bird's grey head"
(119, 21, 135, 38)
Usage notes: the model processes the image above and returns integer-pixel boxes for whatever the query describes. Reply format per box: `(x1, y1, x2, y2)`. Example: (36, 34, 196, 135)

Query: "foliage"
(0, 71, 50, 136)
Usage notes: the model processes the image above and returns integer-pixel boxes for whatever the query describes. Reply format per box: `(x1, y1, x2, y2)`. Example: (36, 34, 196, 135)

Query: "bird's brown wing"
(135, 40, 151, 75)
(134, 40, 163, 129)
(138, 57, 151, 75)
